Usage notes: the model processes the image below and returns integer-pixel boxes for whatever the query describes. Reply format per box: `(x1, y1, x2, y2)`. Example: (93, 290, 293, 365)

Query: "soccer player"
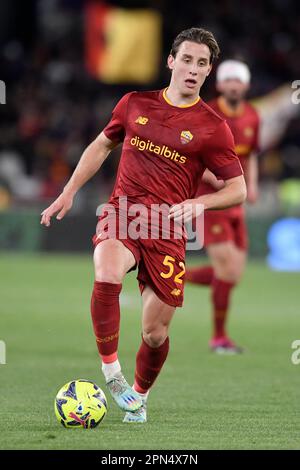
(185, 60, 260, 354)
(40, 28, 246, 423)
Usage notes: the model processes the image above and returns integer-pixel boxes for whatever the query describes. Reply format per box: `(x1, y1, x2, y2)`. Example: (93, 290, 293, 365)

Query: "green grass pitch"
(0, 253, 299, 450)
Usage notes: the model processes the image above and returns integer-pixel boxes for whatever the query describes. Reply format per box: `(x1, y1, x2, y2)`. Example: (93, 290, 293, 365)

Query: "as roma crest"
(180, 130, 193, 144)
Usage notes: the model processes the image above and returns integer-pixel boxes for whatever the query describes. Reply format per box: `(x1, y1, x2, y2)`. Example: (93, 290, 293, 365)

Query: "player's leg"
(207, 241, 246, 353)
(185, 264, 214, 285)
(124, 285, 175, 423)
(185, 210, 220, 287)
(91, 239, 142, 412)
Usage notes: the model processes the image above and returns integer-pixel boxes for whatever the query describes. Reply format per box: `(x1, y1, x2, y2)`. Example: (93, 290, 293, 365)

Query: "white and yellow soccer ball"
(54, 379, 107, 428)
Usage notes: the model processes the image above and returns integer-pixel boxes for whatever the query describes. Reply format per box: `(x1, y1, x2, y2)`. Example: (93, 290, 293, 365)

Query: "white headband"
(216, 60, 251, 84)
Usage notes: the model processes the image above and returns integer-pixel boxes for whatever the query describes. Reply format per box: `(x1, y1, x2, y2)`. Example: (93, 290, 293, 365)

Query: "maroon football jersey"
(103, 89, 243, 207)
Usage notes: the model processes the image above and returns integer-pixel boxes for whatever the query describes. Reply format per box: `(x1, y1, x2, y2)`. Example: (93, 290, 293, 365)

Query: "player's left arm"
(201, 169, 225, 190)
(169, 175, 246, 222)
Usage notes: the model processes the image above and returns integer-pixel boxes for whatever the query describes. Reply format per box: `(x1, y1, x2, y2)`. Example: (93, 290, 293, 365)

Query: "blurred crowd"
(0, 0, 300, 211)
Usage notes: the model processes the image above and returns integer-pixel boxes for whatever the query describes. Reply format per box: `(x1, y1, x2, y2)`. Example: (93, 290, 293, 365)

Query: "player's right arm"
(40, 132, 117, 227)
(41, 92, 132, 227)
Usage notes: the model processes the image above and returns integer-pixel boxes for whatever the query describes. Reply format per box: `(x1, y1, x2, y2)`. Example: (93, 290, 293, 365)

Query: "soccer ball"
(54, 379, 107, 428)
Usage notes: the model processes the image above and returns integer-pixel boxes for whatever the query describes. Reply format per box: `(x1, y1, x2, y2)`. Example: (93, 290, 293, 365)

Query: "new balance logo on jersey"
(135, 116, 149, 125)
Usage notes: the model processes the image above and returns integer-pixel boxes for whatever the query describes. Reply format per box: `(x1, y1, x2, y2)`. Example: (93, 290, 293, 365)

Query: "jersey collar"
(162, 87, 201, 108)
(217, 96, 245, 117)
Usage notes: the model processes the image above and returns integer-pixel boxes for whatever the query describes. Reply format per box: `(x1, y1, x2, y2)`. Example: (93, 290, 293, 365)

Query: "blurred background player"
(186, 60, 260, 354)
(40, 29, 246, 423)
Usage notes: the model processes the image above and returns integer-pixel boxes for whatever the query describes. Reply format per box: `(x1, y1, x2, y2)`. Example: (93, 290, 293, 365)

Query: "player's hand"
(202, 169, 225, 191)
(40, 191, 74, 227)
(168, 199, 204, 223)
(247, 185, 259, 204)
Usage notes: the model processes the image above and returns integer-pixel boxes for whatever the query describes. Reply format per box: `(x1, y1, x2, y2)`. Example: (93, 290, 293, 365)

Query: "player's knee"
(143, 329, 167, 348)
(213, 252, 237, 281)
(227, 255, 246, 282)
(221, 264, 241, 283)
(213, 250, 230, 270)
(233, 269, 244, 284)
(95, 267, 123, 284)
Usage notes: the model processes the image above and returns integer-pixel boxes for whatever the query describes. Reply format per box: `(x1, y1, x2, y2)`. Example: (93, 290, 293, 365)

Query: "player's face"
(168, 41, 212, 97)
(217, 79, 249, 103)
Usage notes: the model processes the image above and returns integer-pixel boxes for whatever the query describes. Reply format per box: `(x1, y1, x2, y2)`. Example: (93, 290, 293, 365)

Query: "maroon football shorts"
(92, 207, 186, 307)
(203, 205, 248, 251)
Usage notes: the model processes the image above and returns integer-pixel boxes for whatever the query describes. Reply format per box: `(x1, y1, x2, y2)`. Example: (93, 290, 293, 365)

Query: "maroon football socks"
(91, 281, 122, 363)
(185, 265, 214, 286)
(134, 336, 170, 393)
(211, 278, 235, 338)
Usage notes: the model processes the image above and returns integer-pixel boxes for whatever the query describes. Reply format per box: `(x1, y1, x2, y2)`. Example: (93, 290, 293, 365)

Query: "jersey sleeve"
(202, 120, 243, 180)
(103, 92, 133, 143)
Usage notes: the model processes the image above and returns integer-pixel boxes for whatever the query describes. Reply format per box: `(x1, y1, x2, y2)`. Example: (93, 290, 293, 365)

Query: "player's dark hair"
(170, 27, 220, 64)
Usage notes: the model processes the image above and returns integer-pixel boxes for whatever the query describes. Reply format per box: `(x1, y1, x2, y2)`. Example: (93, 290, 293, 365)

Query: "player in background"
(40, 29, 246, 423)
(186, 60, 260, 354)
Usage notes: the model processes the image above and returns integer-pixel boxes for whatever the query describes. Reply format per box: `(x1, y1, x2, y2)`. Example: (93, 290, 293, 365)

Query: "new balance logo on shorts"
(171, 288, 181, 296)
